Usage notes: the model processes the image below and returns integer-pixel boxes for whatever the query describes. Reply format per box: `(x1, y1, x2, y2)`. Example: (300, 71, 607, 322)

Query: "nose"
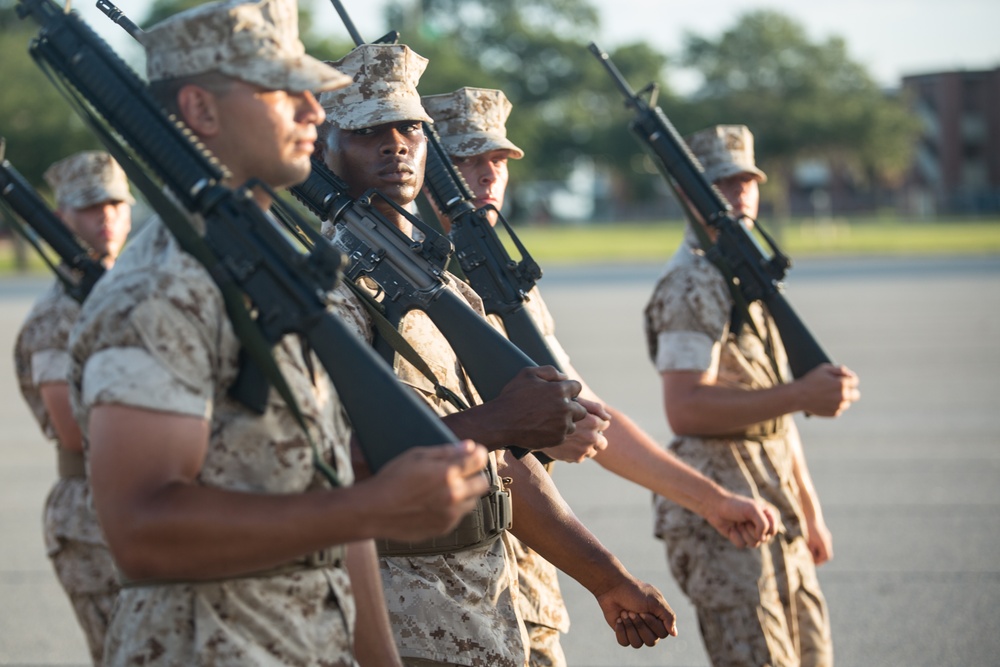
(298, 90, 325, 126)
(380, 128, 409, 156)
(480, 163, 499, 186)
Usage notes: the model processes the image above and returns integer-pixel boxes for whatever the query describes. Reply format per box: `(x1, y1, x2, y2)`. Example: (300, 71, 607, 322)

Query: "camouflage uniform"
(333, 268, 528, 667)
(644, 225, 832, 667)
(70, 218, 357, 666)
(11, 150, 134, 665)
(498, 288, 572, 667)
(65, 1, 357, 664)
(423, 87, 569, 667)
(14, 282, 118, 665)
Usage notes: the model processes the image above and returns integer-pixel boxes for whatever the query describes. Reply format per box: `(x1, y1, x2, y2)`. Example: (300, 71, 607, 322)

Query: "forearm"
(93, 471, 397, 582)
(501, 453, 629, 596)
(665, 377, 801, 436)
(594, 406, 729, 517)
(347, 540, 403, 667)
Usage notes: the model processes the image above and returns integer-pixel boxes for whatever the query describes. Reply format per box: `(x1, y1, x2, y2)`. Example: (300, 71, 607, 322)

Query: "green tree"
(678, 10, 920, 216)
(371, 0, 678, 216)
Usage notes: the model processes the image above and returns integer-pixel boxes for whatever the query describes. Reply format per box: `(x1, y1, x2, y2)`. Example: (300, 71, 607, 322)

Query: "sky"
(68, 0, 1000, 93)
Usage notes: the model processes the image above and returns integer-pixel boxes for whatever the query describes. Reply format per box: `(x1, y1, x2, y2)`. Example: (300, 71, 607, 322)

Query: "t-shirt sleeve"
(646, 262, 732, 375)
(78, 286, 219, 420)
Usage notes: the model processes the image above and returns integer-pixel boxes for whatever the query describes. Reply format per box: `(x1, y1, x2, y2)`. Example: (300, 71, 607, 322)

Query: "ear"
(176, 85, 222, 138)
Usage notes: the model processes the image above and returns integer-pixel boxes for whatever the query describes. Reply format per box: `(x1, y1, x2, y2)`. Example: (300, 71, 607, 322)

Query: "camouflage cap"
(43, 151, 135, 209)
(421, 87, 524, 159)
(686, 124, 767, 185)
(318, 44, 432, 130)
(142, 0, 350, 93)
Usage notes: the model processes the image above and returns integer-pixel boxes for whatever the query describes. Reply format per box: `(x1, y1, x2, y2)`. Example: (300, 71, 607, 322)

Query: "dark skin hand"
(442, 365, 587, 451)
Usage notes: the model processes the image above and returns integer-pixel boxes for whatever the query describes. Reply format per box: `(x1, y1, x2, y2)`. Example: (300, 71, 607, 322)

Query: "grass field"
(503, 217, 1000, 263)
(2, 217, 999, 274)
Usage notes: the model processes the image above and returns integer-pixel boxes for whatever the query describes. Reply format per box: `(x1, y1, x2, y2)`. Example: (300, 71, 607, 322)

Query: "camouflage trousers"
(50, 539, 119, 666)
(665, 533, 832, 667)
(525, 620, 566, 667)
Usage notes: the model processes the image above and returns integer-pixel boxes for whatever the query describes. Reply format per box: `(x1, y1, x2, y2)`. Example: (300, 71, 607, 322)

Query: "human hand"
(805, 514, 834, 565)
(366, 440, 489, 542)
(796, 364, 860, 417)
(487, 366, 587, 450)
(707, 494, 778, 548)
(541, 397, 611, 463)
(594, 577, 677, 648)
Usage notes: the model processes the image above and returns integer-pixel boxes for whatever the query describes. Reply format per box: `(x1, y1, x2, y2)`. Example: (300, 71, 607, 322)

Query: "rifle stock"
(17, 0, 458, 472)
(590, 42, 832, 379)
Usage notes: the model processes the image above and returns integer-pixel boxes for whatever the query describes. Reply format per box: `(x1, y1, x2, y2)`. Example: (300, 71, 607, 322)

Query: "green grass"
(3, 217, 999, 275)
(505, 218, 1000, 264)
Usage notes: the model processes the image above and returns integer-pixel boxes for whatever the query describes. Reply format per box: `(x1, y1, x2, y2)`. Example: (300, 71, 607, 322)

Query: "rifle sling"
(40, 60, 342, 488)
(684, 206, 785, 382)
(343, 278, 470, 413)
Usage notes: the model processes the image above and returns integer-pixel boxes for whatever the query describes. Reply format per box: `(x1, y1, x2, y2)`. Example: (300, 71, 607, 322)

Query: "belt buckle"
(306, 546, 342, 568)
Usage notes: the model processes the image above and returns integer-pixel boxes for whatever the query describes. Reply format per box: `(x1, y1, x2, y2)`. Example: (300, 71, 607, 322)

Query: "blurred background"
(2, 0, 1000, 269)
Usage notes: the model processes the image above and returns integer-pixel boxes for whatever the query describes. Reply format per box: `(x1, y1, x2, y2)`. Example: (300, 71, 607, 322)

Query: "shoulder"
(16, 281, 79, 356)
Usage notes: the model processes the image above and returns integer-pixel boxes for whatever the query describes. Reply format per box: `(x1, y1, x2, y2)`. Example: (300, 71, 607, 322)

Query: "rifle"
(16, 0, 458, 474)
(589, 43, 832, 379)
(0, 139, 105, 303)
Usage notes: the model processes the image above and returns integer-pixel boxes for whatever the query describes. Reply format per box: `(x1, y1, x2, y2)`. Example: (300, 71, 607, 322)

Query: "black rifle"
(589, 43, 832, 379)
(291, 159, 541, 412)
(16, 0, 458, 473)
(0, 140, 105, 303)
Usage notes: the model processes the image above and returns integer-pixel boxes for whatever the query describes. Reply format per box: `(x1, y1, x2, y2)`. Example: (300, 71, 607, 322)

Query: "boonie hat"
(43, 151, 135, 209)
(421, 87, 524, 159)
(318, 44, 432, 130)
(142, 0, 350, 94)
(686, 124, 767, 184)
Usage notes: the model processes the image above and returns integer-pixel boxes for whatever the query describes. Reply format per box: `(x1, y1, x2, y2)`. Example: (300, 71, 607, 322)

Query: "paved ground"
(0, 255, 998, 666)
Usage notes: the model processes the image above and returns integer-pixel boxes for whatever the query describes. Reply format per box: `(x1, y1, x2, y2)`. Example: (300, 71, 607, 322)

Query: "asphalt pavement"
(0, 255, 998, 666)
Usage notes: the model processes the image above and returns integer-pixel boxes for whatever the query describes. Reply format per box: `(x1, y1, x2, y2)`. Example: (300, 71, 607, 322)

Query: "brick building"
(902, 67, 1000, 215)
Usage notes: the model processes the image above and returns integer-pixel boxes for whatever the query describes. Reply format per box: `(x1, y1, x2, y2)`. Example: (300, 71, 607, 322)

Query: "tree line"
(0, 0, 919, 221)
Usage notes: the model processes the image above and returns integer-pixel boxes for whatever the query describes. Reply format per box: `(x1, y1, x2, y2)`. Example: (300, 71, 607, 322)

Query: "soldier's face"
(715, 172, 760, 223)
(208, 80, 324, 190)
(323, 120, 427, 209)
(62, 200, 132, 263)
(452, 149, 512, 226)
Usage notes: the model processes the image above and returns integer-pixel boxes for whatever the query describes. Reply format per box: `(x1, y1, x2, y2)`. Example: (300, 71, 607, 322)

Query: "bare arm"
(347, 540, 403, 667)
(786, 420, 833, 565)
(38, 382, 83, 453)
(544, 364, 775, 548)
(88, 404, 489, 582)
(500, 452, 676, 648)
(662, 363, 860, 436)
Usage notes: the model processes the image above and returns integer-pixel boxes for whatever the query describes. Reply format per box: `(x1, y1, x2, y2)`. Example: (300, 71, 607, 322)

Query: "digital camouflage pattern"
(643, 230, 832, 666)
(69, 219, 357, 666)
(319, 44, 433, 131)
(14, 280, 117, 665)
(43, 151, 134, 209)
(686, 124, 768, 185)
(482, 286, 569, 666)
(330, 238, 528, 667)
(142, 0, 350, 93)
(421, 88, 525, 159)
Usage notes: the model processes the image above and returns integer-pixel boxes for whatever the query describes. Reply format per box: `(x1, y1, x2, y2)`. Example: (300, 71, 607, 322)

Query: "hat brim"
(325, 96, 433, 131)
(222, 53, 351, 93)
(703, 161, 767, 185)
(62, 185, 135, 209)
(440, 133, 524, 160)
